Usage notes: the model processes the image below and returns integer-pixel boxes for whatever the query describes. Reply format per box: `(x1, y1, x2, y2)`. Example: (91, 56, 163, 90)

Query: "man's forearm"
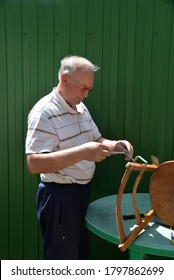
(26, 146, 86, 174)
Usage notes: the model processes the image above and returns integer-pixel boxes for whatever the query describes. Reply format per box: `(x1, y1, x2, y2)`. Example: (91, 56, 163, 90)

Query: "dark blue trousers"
(37, 181, 91, 260)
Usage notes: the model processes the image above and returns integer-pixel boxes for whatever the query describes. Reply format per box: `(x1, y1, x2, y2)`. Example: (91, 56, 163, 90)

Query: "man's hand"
(113, 140, 134, 160)
(83, 142, 111, 162)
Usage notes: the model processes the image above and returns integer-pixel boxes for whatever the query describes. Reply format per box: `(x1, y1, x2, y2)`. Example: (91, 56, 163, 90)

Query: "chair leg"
(118, 209, 154, 252)
(116, 165, 133, 244)
(132, 167, 147, 225)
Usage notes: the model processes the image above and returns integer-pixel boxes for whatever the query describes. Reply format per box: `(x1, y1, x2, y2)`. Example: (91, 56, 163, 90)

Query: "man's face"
(63, 68, 94, 107)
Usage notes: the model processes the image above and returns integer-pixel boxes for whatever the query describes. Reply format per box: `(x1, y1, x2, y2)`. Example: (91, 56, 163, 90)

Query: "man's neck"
(55, 85, 77, 111)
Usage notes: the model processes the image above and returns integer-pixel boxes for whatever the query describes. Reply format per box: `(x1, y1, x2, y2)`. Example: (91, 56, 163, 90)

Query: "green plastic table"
(85, 193, 174, 259)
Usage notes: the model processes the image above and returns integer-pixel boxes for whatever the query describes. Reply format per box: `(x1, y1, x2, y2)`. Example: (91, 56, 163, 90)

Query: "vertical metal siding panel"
(13, 0, 24, 259)
(165, 5, 174, 161)
(4, 0, 24, 259)
(101, 1, 111, 137)
(140, 0, 154, 157)
(22, 0, 40, 260)
(22, 0, 35, 259)
(108, 0, 120, 138)
(70, 0, 79, 53)
(124, 0, 137, 142)
(60, 0, 71, 57)
(86, 0, 95, 60)
(148, 2, 162, 156)
(77, 0, 87, 56)
(0, 0, 9, 259)
(45, 1, 55, 92)
(116, 0, 128, 138)
(54, 1, 63, 81)
(38, 0, 47, 98)
(92, 0, 103, 124)
(132, 0, 145, 154)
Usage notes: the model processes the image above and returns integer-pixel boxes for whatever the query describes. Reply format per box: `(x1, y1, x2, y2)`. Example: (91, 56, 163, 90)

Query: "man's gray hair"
(58, 55, 100, 80)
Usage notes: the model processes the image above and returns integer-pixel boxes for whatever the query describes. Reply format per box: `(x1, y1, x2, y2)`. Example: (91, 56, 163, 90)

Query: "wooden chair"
(116, 157, 174, 252)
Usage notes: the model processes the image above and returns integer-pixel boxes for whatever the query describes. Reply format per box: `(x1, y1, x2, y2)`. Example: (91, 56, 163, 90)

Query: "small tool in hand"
(110, 151, 127, 155)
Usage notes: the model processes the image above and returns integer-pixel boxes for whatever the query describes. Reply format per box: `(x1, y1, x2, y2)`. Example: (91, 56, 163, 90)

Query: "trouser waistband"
(40, 181, 91, 189)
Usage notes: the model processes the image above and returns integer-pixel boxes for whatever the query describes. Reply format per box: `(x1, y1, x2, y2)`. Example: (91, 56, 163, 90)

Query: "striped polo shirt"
(25, 88, 101, 184)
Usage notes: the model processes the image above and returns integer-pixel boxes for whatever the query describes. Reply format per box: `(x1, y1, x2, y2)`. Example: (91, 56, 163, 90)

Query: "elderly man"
(25, 55, 133, 260)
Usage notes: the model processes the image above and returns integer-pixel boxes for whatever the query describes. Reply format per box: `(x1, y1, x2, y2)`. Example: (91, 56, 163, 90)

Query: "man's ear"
(61, 73, 69, 87)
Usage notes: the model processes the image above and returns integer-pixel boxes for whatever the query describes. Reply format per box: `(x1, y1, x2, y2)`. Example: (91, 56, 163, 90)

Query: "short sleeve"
(25, 110, 59, 154)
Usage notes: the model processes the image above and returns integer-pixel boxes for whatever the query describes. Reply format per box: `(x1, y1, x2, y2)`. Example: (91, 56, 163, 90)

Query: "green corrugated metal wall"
(0, 0, 174, 260)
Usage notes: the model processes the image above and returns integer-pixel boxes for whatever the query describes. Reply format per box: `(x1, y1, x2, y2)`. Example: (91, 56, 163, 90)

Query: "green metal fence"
(0, 0, 174, 259)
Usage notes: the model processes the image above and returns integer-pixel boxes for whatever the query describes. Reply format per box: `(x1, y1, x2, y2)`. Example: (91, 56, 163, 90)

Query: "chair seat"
(150, 161, 174, 227)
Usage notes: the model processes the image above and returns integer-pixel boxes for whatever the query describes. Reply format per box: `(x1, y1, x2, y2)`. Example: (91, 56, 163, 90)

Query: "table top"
(85, 193, 174, 258)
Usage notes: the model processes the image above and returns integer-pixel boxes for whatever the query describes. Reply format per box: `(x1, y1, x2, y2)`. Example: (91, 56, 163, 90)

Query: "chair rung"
(125, 162, 158, 172)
